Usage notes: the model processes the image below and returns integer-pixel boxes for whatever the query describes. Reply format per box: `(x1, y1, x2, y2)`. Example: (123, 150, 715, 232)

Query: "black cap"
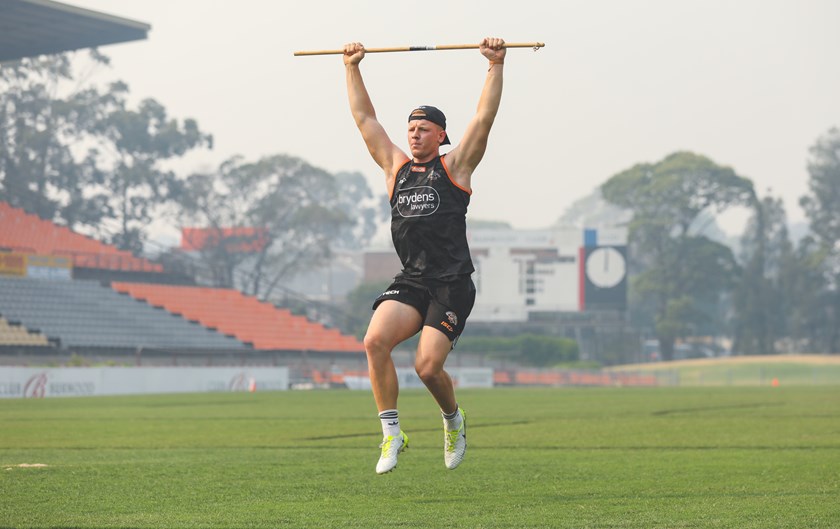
(408, 105, 451, 145)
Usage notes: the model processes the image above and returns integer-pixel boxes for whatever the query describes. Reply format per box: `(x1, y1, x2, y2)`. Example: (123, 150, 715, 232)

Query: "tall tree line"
(601, 130, 840, 357)
(1, 51, 381, 302)
(0, 52, 211, 253)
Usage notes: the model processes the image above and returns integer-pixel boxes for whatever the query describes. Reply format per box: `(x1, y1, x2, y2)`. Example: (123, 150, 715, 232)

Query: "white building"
(469, 226, 628, 322)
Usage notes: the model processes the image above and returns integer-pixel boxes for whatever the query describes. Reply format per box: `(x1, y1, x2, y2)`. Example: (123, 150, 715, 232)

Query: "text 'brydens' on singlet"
(390, 155, 474, 280)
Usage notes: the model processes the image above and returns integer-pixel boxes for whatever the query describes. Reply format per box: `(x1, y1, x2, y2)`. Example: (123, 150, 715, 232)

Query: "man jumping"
(343, 37, 506, 474)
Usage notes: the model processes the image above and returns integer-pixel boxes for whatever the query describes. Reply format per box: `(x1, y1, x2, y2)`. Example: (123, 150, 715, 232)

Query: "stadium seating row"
(1, 200, 364, 355)
(111, 282, 364, 353)
(0, 202, 162, 272)
(0, 276, 247, 350)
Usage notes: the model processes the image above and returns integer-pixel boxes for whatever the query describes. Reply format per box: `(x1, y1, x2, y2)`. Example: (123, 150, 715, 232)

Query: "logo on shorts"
(380, 289, 400, 297)
(445, 311, 458, 326)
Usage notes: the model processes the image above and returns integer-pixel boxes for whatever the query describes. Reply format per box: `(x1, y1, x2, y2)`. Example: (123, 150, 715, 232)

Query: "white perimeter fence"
(0, 366, 494, 398)
(0, 367, 290, 398)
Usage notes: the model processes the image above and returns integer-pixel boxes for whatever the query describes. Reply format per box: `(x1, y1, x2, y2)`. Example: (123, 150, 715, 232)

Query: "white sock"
(442, 406, 462, 431)
(379, 409, 400, 438)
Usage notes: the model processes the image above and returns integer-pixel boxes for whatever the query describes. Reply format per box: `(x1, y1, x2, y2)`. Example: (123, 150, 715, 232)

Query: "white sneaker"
(376, 430, 408, 474)
(444, 408, 467, 470)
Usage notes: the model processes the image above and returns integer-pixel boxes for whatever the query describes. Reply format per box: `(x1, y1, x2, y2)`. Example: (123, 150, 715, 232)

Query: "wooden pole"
(294, 42, 545, 57)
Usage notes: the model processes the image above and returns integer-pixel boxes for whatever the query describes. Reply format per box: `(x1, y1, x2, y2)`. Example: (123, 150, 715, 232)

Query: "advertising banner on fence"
(0, 367, 290, 398)
(343, 367, 493, 391)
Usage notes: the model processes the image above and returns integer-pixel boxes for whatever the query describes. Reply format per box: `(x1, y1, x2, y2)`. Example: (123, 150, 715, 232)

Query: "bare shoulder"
(385, 150, 411, 195)
(389, 148, 410, 175)
(442, 148, 473, 192)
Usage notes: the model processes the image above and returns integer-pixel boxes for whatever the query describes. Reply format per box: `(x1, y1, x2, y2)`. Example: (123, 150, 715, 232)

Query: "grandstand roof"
(0, 0, 150, 63)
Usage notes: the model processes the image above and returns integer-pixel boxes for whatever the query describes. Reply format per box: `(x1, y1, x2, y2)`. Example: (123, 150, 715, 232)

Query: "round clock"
(585, 247, 626, 289)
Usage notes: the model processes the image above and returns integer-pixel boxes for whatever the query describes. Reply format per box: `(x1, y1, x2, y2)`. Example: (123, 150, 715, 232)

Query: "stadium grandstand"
(0, 201, 367, 369)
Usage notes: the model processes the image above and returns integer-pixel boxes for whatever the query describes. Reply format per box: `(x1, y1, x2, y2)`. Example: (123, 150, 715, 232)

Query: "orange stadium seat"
(111, 282, 364, 353)
(0, 202, 162, 273)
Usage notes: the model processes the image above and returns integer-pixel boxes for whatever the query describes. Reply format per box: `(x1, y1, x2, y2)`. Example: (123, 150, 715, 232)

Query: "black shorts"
(372, 275, 476, 344)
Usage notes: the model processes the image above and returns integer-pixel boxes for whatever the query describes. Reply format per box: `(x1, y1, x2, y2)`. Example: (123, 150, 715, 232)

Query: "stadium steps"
(0, 201, 162, 272)
(0, 276, 248, 350)
(110, 282, 364, 353)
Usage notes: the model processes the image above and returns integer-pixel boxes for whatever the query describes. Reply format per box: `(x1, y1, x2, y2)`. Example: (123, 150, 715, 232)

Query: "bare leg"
(363, 300, 422, 412)
(414, 326, 457, 414)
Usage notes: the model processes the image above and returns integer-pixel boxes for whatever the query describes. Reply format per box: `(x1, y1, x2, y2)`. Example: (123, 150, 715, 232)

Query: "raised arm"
(344, 43, 407, 184)
(446, 37, 506, 189)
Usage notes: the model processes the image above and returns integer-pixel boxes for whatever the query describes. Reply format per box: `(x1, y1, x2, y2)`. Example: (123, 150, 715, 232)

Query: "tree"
(800, 127, 840, 353)
(331, 171, 388, 251)
(93, 86, 212, 253)
(176, 154, 379, 300)
(455, 334, 579, 367)
(0, 51, 211, 254)
(601, 151, 755, 360)
(553, 188, 632, 229)
(802, 127, 840, 249)
(343, 280, 392, 338)
(0, 52, 108, 227)
(732, 194, 795, 355)
(786, 236, 831, 352)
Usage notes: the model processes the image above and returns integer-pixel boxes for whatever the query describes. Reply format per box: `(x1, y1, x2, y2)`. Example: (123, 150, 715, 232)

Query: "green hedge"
(456, 334, 580, 367)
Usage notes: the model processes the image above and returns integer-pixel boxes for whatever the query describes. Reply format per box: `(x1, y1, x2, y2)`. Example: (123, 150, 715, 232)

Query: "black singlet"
(389, 155, 474, 280)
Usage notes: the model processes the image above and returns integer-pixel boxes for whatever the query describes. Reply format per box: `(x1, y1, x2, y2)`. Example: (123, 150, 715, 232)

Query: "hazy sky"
(70, 0, 840, 237)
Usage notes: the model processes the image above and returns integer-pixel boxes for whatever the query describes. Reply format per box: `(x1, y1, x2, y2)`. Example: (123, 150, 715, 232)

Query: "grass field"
(2, 386, 839, 528)
(609, 355, 840, 387)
